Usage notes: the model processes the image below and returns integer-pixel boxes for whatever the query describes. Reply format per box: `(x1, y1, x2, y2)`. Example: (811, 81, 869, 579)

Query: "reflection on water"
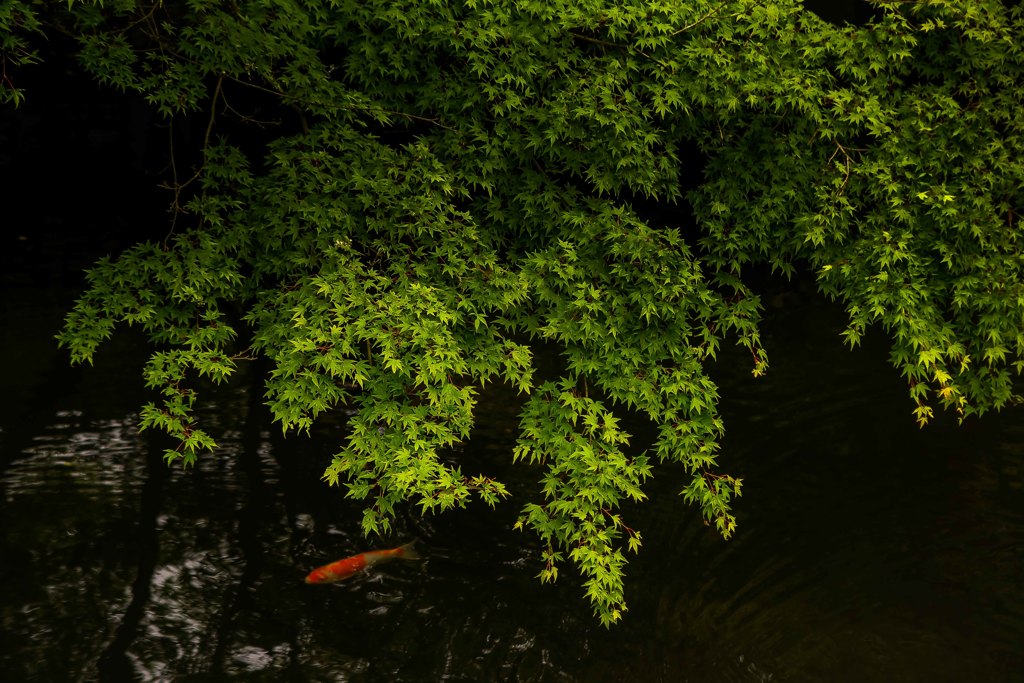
(1, 411, 147, 680)
(1, 288, 1023, 682)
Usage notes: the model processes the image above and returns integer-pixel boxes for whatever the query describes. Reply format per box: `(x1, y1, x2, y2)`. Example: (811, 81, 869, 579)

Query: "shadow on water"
(97, 444, 167, 681)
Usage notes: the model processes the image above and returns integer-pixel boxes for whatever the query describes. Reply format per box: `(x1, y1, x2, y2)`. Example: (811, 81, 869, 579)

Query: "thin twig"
(671, 1, 730, 36)
(201, 74, 224, 151)
(220, 89, 282, 127)
(362, 106, 456, 131)
(568, 31, 623, 50)
(164, 121, 181, 238)
(162, 74, 225, 240)
(827, 141, 853, 195)
(568, 31, 668, 68)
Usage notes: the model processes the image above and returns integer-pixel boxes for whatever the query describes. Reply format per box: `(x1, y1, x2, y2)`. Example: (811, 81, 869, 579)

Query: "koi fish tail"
(396, 540, 421, 560)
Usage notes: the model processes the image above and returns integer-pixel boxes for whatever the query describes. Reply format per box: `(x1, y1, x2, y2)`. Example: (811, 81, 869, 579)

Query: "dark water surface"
(3, 253, 1023, 683)
(3, 75, 1023, 683)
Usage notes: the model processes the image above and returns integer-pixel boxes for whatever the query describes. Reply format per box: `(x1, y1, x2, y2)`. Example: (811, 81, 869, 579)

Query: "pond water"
(2, 72, 1023, 682)
(2, 242, 1023, 682)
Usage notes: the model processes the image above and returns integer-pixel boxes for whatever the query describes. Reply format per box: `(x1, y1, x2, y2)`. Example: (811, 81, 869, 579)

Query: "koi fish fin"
(397, 540, 421, 560)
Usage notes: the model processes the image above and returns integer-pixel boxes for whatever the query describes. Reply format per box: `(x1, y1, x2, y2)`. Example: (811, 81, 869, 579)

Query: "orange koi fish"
(304, 541, 421, 584)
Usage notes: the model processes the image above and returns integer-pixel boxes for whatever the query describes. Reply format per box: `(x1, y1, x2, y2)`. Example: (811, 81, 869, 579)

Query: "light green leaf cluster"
(514, 381, 648, 626)
(56, 223, 245, 466)
(518, 202, 754, 564)
(689, 0, 1024, 425)
(23, 0, 1022, 623)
